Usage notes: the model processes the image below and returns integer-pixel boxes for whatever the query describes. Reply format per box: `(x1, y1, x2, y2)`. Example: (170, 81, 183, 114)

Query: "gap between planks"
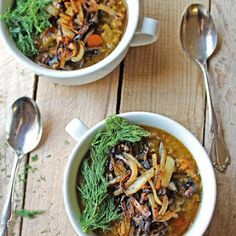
(116, 60, 125, 114)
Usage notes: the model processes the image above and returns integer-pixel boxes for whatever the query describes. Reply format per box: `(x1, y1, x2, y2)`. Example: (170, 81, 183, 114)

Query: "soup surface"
(77, 117, 201, 236)
(97, 126, 201, 236)
(35, 0, 127, 70)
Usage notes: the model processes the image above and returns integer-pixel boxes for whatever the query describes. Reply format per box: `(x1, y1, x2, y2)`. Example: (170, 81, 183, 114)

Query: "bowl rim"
(63, 111, 217, 236)
(0, 0, 139, 79)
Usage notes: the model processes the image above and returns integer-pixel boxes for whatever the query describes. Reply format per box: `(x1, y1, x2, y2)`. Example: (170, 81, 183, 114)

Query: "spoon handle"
(1, 155, 22, 236)
(198, 62, 230, 172)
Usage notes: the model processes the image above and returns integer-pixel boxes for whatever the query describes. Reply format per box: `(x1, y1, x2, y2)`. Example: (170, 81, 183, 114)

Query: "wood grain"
(21, 71, 119, 235)
(120, 0, 208, 140)
(0, 42, 35, 235)
(204, 0, 236, 235)
(3, 0, 236, 235)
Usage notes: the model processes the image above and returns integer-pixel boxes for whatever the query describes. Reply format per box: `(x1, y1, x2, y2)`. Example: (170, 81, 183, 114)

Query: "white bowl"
(0, 0, 158, 85)
(64, 112, 216, 236)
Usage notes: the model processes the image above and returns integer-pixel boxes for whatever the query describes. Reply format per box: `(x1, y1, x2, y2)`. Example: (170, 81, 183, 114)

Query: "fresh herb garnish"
(16, 209, 44, 218)
(37, 174, 46, 182)
(64, 140, 70, 145)
(24, 164, 38, 173)
(18, 174, 26, 183)
(31, 154, 39, 162)
(0, 0, 51, 56)
(17, 164, 38, 183)
(41, 229, 51, 234)
(79, 116, 150, 232)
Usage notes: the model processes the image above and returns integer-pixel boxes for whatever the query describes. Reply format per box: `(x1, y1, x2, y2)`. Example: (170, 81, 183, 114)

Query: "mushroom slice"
(71, 41, 85, 62)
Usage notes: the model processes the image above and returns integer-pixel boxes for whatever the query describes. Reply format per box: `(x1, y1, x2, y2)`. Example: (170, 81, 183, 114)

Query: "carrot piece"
(172, 216, 188, 229)
(87, 34, 103, 47)
(155, 171, 163, 189)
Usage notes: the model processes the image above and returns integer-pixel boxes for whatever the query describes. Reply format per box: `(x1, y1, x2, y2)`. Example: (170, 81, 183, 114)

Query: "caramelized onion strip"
(148, 180, 162, 206)
(124, 155, 139, 187)
(159, 195, 169, 216)
(123, 152, 143, 170)
(125, 168, 154, 196)
(148, 194, 159, 220)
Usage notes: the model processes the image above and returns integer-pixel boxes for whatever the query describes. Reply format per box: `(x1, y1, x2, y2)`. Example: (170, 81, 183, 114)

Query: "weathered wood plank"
(0, 42, 35, 235)
(205, 1, 236, 235)
(21, 72, 119, 235)
(120, 0, 208, 140)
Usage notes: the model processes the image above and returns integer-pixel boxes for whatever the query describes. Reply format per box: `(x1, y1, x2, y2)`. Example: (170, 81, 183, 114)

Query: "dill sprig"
(0, 0, 51, 57)
(16, 209, 44, 218)
(79, 116, 150, 232)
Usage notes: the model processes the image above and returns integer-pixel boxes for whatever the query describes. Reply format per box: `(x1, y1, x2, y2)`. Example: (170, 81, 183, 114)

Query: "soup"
(35, 0, 127, 70)
(77, 116, 201, 236)
(1, 0, 127, 70)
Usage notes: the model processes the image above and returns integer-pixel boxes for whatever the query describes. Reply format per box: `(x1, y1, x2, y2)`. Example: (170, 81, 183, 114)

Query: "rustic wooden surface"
(0, 0, 235, 235)
(21, 73, 119, 236)
(0, 44, 35, 236)
(204, 0, 236, 235)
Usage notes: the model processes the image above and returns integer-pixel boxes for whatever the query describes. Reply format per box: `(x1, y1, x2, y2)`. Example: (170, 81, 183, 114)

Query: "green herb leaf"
(16, 209, 44, 218)
(79, 116, 150, 232)
(31, 154, 38, 162)
(64, 140, 70, 145)
(40, 228, 51, 234)
(0, 0, 51, 56)
(24, 164, 38, 174)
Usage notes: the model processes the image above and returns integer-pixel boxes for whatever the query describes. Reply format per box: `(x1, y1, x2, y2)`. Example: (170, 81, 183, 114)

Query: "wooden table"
(0, 0, 235, 235)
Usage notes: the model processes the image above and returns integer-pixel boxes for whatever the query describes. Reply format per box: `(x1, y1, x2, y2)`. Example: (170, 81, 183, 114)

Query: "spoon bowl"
(6, 97, 42, 156)
(1, 97, 42, 236)
(180, 4, 217, 63)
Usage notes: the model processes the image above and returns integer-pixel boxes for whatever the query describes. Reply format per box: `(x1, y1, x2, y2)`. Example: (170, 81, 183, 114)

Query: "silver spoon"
(1, 97, 42, 236)
(180, 4, 230, 172)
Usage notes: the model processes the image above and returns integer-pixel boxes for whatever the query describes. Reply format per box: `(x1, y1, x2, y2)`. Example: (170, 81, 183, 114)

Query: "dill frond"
(79, 116, 150, 232)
